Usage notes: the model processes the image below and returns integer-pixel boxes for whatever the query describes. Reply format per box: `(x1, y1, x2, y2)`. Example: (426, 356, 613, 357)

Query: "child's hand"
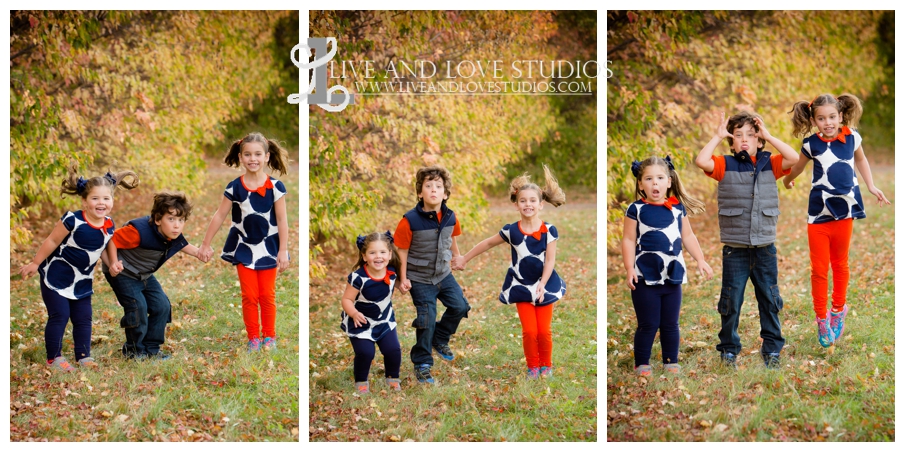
(782, 175, 795, 189)
(277, 251, 290, 272)
(698, 261, 714, 281)
(450, 256, 465, 271)
(626, 268, 637, 290)
(753, 116, 772, 139)
(535, 284, 546, 302)
(400, 278, 412, 293)
(17, 263, 38, 279)
(350, 311, 368, 328)
(869, 186, 891, 205)
(109, 260, 124, 277)
(199, 245, 214, 263)
(715, 112, 731, 139)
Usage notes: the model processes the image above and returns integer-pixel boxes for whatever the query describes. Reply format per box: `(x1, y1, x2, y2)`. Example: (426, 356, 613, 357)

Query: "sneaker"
(386, 378, 402, 391)
(355, 381, 370, 394)
(539, 366, 553, 377)
(829, 305, 848, 341)
(720, 352, 738, 369)
(433, 343, 454, 361)
(262, 337, 277, 351)
(47, 356, 75, 373)
(77, 357, 98, 368)
(527, 367, 541, 379)
(634, 364, 652, 376)
(414, 364, 435, 384)
(247, 338, 263, 352)
(816, 314, 836, 348)
(664, 363, 681, 374)
(151, 353, 171, 361)
(763, 352, 781, 369)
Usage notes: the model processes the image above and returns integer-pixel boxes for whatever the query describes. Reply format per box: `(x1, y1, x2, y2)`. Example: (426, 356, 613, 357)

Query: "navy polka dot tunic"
(498, 221, 566, 306)
(220, 176, 287, 270)
(625, 200, 687, 285)
(38, 210, 114, 299)
(801, 128, 866, 224)
(340, 266, 397, 341)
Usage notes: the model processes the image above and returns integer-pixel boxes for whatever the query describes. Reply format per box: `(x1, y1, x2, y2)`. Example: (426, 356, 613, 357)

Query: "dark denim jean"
(717, 244, 785, 355)
(409, 272, 470, 367)
(104, 273, 171, 357)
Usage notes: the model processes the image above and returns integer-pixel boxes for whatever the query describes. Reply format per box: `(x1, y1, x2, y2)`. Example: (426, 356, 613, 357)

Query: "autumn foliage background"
(9, 11, 300, 441)
(606, 11, 894, 440)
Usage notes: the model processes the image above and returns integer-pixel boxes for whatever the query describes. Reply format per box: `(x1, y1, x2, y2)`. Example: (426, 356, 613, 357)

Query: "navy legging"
(40, 280, 93, 362)
(349, 329, 402, 382)
(631, 282, 682, 366)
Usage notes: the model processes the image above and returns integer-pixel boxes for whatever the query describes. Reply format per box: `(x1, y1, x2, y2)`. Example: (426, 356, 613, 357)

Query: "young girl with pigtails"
(783, 93, 890, 348)
(340, 231, 403, 394)
(200, 132, 292, 352)
(456, 165, 567, 379)
(18, 163, 139, 372)
(621, 156, 713, 377)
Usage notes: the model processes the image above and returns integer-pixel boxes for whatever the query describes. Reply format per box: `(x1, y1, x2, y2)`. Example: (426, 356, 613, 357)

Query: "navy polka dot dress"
(498, 221, 566, 306)
(38, 210, 114, 299)
(801, 127, 866, 224)
(625, 200, 687, 285)
(221, 176, 287, 269)
(340, 266, 397, 341)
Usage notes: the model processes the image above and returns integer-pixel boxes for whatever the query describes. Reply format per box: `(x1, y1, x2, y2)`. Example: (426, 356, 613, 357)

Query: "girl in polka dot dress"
(457, 165, 566, 379)
(784, 94, 890, 348)
(200, 133, 291, 352)
(340, 232, 403, 393)
(17, 163, 138, 372)
(621, 156, 712, 376)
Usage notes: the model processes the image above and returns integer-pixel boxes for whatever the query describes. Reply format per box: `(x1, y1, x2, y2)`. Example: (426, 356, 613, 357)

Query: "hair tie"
(355, 235, 367, 251)
(663, 155, 675, 171)
(236, 138, 243, 146)
(807, 95, 820, 108)
(631, 160, 642, 178)
(104, 172, 117, 186)
(384, 231, 394, 244)
(76, 177, 88, 195)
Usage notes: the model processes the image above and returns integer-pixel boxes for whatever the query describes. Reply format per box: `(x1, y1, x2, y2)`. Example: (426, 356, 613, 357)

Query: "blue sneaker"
(720, 353, 738, 369)
(262, 337, 277, 351)
(539, 366, 553, 378)
(527, 367, 540, 379)
(762, 352, 781, 369)
(248, 338, 263, 352)
(816, 314, 836, 348)
(433, 343, 454, 361)
(414, 364, 435, 384)
(829, 305, 848, 341)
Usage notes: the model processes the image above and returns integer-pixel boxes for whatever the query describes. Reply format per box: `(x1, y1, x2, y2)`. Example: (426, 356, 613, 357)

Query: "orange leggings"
(516, 302, 554, 368)
(808, 219, 852, 318)
(237, 264, 277, 340)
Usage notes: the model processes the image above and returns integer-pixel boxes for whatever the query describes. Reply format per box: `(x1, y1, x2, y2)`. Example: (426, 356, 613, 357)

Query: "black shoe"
(763, 352, 781, 369)
(720, 352, 738, 368)
(433, 343, 454, 361)
(414, 364, 435, 384)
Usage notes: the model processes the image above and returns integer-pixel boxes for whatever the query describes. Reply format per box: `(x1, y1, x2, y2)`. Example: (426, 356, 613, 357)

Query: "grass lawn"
(9, 161, 300, 441)
(308, 193, 598, 441)
(606, 163, 895, 441)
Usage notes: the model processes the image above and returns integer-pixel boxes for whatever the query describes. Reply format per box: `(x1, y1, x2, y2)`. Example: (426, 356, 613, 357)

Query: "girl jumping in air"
(200, 132, 291, 352)
(340, 231, 403, 393)
(18, 163, 138, 372)
(784, 93, 890, 348)
(456, 165, 567, 379)
(622, 156, 713, 376)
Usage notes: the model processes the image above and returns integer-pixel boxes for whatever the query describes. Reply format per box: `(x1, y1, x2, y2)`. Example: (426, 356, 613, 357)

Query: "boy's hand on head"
(715, 112, 732, 139)
(753, 117, 771, 139)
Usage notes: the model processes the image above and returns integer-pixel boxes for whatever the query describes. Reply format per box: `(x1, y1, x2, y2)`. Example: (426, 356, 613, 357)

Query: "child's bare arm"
(199, 196, 232, 262)
(681, 216, 713, 280)
(461, 234, 505, 265)
(536, 240, 557, 301)
(396, 247, 411, 292)
(18, 221, 69, 279)
(782, 153, 809, 189)
(695, 113, 731, 173)
(854, 145, 890, 205)
(754, 117, 799, 169)
(622, 217, 639, 290)
(340, 284, 367, 328)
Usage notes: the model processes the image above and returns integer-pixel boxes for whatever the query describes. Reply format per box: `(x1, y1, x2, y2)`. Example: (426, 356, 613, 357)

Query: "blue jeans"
(104, 273, 171, 357)
(409, 272, 470, 366)
(717, 244, 785, 355)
